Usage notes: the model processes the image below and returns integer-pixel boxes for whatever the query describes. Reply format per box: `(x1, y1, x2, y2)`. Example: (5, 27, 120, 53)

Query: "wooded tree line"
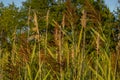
(0, 0, 120, 80)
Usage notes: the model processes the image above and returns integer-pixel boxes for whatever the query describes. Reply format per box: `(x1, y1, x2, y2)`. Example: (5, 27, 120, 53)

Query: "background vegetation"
(0, 0, 120, 80)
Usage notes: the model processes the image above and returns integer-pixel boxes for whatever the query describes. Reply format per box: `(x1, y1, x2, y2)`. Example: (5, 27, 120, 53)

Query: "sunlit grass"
(0, 1, 120, 80)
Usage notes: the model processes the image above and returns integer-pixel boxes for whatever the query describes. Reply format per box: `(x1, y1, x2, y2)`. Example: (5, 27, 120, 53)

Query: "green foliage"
(0, 0, 120, 80)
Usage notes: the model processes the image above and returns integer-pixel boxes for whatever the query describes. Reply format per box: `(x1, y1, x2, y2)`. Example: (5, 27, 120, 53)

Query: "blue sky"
(0, 0, 26, 7)
(104, 0, 119, 11)
(0, 0, 119, 12)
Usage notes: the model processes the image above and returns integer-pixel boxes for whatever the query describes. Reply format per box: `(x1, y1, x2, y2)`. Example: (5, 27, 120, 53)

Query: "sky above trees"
(105, 0, 119, 11)
(0, 0, 119, 12)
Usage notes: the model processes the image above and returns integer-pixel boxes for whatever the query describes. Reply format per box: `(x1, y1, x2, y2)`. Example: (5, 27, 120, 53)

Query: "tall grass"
(0, 1, 120, 80)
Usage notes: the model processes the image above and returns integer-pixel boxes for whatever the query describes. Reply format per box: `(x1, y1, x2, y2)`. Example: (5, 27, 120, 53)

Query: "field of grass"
(0, 1, 120, 80)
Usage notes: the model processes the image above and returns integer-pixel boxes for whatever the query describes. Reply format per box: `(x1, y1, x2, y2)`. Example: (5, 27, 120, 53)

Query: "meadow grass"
(0, 5, 120, 80)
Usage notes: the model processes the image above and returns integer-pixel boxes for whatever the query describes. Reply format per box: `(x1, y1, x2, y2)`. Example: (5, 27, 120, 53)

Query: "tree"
(0, 3, 19, 49)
